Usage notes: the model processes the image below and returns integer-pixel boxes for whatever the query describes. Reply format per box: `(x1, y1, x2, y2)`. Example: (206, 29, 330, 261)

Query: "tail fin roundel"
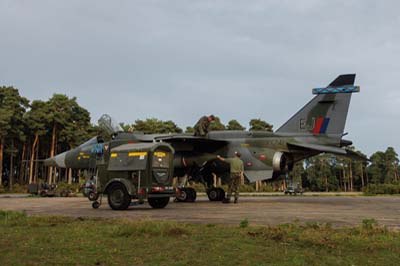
(276, 74, 358, 138)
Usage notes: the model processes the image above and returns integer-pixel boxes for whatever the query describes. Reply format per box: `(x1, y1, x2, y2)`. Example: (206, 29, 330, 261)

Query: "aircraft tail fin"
(328, 74, 356, 87)
(276, 74, 358, 138)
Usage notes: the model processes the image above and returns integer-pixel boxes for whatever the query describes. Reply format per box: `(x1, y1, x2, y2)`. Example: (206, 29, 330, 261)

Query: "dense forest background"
(0, 86, 399, 193)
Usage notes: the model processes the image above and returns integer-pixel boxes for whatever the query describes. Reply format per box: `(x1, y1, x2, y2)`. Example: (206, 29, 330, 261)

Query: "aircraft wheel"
(107, 183, 131, 210)
(186, 188, 197, 202)
(88, 192, 99, 201)
(175, 188, 189, 202)
(92, 201, 100, 209)
(148, 197, 170, 209)
(207, 188, 220, 201)
(216, 188, 225, 201)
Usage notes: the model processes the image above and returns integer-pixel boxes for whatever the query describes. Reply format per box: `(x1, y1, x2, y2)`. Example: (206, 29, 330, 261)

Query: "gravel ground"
(0, 196, 399, 229)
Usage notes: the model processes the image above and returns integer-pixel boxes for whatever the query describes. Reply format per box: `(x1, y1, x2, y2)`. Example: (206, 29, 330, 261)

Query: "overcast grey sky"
(1, 0, 399, 155)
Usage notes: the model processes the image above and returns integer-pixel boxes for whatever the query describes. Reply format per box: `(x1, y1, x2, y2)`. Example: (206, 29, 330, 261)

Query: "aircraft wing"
(341, 149, 369, 161)
(155, 135, 228, 153)
(287, 142, 367, 161)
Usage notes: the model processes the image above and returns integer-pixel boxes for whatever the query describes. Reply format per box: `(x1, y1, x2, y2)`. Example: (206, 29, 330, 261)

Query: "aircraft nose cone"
(44, 151, 67, 168)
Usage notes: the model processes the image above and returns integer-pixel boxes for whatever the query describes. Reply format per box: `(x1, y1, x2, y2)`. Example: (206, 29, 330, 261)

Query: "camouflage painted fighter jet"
(45, 74, 364, 201)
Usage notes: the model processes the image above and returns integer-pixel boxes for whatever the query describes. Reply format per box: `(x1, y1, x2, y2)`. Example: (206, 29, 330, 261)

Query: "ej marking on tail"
(299, 117, 330, 134)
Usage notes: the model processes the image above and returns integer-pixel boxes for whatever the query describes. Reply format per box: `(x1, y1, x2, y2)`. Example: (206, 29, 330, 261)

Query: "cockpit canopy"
(98, 114, 123, 135)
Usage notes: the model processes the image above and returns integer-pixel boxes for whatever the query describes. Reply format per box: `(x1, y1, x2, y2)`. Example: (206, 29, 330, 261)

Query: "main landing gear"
(206, 187, 225, 201)
(175, 187, 197, 202)
(174, 162, 227, 203)
(175, 186, 225, 202)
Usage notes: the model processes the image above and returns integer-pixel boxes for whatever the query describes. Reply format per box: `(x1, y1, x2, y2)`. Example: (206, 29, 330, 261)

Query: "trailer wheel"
(88, 192, 99, 201)
(107, 183, 131, 210)
(92, 201, 100, 209)
(216, 188, 225, 201)
(207, 188, 220, 201)
(148, 197, 170, 209)
(175, 188, 188, 202)
(186, 188, 197, 202)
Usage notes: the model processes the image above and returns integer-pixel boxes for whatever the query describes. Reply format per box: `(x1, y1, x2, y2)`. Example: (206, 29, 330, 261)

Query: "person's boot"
(222, 198, 231, 203)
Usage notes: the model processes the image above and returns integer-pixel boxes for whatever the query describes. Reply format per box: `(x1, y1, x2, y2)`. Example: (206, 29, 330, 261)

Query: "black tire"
(186, 188, 197, 202)
(216, 188, 225, 201)
(88, 192, 99, 201)
(107, 183, 131, 210)
(148, 197, 170, 209)
(40, 191, 47, 197)
(175, 188, 189, 202)
(207, 188, 220, 201)
(92, 201, 100, 209)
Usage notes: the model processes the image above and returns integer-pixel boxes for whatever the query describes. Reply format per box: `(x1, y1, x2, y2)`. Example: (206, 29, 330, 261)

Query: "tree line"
(0, 86, 399, 192)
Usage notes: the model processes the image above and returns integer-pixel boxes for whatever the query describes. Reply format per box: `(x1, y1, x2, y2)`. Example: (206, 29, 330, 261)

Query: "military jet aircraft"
(45, 74, 364, 202)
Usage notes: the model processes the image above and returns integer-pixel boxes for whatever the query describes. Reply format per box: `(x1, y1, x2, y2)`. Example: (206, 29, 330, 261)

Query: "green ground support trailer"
(90, 142, 175, 210)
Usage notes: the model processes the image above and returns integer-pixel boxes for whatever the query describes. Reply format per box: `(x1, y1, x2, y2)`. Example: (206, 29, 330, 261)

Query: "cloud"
(1, 0, 399, 155)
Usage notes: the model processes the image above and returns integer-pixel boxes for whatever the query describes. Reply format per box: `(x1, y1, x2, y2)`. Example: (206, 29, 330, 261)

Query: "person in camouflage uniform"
(193, 115, 215, 137)
(217, 152, 244, 204)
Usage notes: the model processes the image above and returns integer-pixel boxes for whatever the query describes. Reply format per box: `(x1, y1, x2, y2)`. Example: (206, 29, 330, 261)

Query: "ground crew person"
(217, 152, 244, 203)
(193, 115, 215, 137)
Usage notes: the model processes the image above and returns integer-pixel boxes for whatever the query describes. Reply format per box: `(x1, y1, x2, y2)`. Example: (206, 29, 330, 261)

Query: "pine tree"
(249, 119, 273, 131)
(226, 120, 245, 130)
(133, 118, 182, 134)
(25, 100, 49, 184)
(0, 87, 29, 188)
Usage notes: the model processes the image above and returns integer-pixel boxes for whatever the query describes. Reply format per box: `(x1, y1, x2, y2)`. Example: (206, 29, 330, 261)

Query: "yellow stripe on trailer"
(154, 152, 166, 157)
(128, 152, 148, 157)
(111, 153, 118, 158)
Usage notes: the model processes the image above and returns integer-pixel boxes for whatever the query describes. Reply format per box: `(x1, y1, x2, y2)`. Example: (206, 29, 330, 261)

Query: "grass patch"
(363, 183, 400, 195)
(112, 220, 191, 238)
(0, 210, 399, 266)
(0, 210, 27, 226)
(0, 184, 28, 194)
(239, 218, 249, 228)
